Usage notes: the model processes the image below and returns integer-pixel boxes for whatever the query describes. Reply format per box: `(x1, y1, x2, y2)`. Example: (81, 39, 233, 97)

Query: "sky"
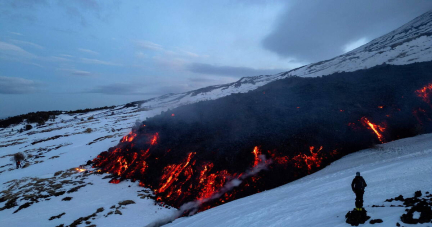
(1, 0, 432, 118)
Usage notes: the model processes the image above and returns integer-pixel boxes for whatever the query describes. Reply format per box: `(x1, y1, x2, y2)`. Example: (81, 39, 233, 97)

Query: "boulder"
(346, 208, 370, 226)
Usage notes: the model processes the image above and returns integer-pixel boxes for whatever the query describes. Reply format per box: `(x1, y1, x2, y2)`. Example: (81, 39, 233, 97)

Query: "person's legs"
(355, 190, 364, 208)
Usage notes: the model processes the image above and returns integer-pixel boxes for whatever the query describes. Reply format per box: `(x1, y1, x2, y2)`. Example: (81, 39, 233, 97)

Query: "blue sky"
(1, 0, 431, 118)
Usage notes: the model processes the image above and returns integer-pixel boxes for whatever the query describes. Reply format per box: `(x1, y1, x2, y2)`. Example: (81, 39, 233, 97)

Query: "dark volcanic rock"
(395, 195, 404, 201)
(346, 208, 370, 226)
(401, 201, 432, 224)
(369, 219, 383, 224)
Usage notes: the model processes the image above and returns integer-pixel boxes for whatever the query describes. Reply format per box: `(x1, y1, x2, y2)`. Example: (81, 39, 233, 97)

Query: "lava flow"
(360, 117, 386, 143)
(93, 129, 274, 210)
(415, 83, 432, 104)
(292, 146, 323, 173)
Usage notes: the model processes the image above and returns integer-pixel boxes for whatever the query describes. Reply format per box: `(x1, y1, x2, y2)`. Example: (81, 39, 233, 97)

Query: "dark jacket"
(351, 176, 367, 192)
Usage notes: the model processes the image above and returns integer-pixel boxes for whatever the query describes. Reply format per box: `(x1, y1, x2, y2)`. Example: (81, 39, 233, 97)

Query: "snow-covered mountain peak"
(139, 10, 432, 110)
(359, 10, 432, 53)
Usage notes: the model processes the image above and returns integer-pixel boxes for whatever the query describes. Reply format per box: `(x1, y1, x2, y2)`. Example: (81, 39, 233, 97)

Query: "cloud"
(187, 63, 286, 77)
(86, 83, 149, 95)
(80, 58, 121, 66)
(0, 76, 40, 94)
(0, 41, 36, 58)
(343, 37, 369, 53)
(134, 40, 164, 51)
(71, 70, 91, 76)
(0, 41, 37, 61)
(58, 68, 92, 76)
(86, 82, 190, 96)
(8, 31, 23, 36)
(134, 40, 208, 59)
(10, 39, 44, 49)
(49, 56, 71, 62)
(262, 0, 432, 62)
(59, 54, 74, 58)
(78, 48, 99, 55)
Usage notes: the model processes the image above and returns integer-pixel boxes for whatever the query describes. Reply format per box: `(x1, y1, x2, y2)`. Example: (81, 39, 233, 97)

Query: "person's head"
(356, 172, 360, 176)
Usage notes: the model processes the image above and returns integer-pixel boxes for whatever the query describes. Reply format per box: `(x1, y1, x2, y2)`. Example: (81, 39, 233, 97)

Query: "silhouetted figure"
(351, 172, 367, 209)
(16, 161, 21, 169)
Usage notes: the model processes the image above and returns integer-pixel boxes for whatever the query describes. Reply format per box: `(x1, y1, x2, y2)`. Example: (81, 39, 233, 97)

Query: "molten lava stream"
(360, 117, 386, 143)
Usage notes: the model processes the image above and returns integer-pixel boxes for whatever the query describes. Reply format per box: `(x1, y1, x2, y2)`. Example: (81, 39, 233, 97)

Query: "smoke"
(145, 155, 270, 227)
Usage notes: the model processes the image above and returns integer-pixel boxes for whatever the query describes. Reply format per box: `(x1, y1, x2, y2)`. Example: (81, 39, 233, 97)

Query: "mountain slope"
(164, 133, 432, 227)
(140, 10, 432, 110)
(1, 10, 432, 227)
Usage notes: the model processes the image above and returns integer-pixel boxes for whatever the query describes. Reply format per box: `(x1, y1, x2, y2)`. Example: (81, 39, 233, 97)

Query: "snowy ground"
(0, 106, 177, 227)
(165, 133, 432, 227)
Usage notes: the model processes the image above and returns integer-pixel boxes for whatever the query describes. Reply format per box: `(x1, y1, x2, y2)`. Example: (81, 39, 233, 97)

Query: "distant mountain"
(138, 10, 432, 110)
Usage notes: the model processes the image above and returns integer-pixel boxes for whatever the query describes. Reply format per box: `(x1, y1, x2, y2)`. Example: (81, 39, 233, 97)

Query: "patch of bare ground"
(0, 168, 92, 212)
(0, 140, 27, 148)
(49, 212, 66, 220)
(68, 207, 104, 227)
(87, 135, 116, 145)
(26, 125, 70, 136)
(104, 200, 136, 218)
(31, 135, 70, 146)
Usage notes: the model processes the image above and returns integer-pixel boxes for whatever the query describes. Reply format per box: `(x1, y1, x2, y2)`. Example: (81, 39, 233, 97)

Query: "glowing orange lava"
(76, 168, 86, 172)
(252, 146, 262, 167)
(158, 152, 195, 194)
(268, 150, 290, 165)
(109, 179, 120, 184)
(415, 83, 432, 104)
(360, 117, 386, 143)
(293, 146, 323, 173)
(121, 132, 137, 143)
(150, 132, 159, 145)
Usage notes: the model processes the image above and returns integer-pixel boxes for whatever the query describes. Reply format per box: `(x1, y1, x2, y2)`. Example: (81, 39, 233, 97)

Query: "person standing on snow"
(351, 172, 367, 210)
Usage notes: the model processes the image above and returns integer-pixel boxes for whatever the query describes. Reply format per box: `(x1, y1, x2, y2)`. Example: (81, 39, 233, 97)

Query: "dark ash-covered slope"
(94, 62, 432, 211)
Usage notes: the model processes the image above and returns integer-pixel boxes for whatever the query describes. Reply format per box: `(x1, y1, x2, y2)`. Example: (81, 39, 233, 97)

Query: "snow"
(164, 133, 432, 227)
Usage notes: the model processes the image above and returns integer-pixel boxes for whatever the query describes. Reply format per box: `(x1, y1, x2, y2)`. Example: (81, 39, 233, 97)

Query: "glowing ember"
(268, 150, 289, 165)
(76, 168, 86, 172)
(252, 146, 262, 167)
(360, 117, 386, 143)
(150, 132, 159, 145)
(415, 83, 432, 104)
(121, 132, 137, 143)
(292, 146, 323, 173)
(109, 179, 120, 184)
